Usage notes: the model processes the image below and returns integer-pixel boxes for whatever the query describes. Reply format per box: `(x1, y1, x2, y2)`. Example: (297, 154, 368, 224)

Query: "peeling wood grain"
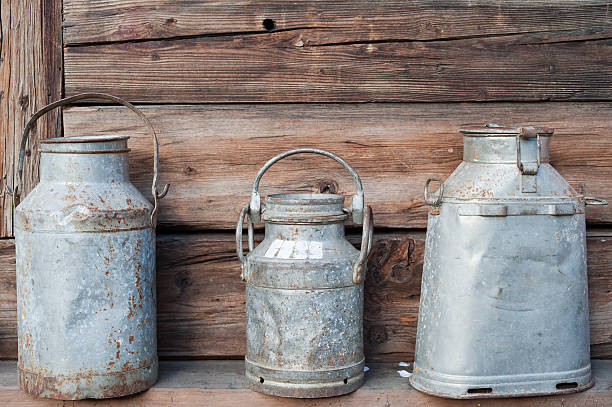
(0, 231, 611, 362)
(62, 103, 612, 231)
(63, 0, 612, 45)
(64, 29, 612, 103)
(0, 0, 63, 237)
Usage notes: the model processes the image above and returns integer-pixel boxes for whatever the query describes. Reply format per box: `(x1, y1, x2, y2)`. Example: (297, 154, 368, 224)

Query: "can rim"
(40, 135, 130, 144)
(266, 193, 345, 205)
(460, 123, 554, 136)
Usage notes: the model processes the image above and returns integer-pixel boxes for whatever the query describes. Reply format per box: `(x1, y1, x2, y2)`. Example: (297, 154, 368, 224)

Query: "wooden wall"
(1, 1, 612, 362)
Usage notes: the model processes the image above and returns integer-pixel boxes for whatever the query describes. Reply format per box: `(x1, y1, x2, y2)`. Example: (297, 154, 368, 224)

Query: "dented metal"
(236, 148, 373, 398)
(410, 124, 607, 399)
(14, 94, 168, 400)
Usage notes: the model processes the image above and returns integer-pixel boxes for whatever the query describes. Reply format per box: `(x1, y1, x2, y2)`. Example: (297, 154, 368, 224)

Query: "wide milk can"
(236, 148, 373, 398)
(410, 124, 607, 398)
(14, 93, 169, 399)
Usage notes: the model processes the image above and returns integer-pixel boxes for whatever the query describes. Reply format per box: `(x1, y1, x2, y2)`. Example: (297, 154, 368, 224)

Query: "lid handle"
(14, 93, 169, 227)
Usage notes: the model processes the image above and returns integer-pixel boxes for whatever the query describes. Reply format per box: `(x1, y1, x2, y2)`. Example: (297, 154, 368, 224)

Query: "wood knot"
(174, 271, 193, 289)
(19, 95, 29, 110)
(166, 17, 177, 25)
(183, 165, 196, 175)
(318, 179, 338, 194)
(366, 325, 388, 345)
(151, 52, 160, 61)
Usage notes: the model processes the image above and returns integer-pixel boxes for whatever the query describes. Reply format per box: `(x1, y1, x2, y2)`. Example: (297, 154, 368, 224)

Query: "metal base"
(245, 358, 364, 398)
(409, 364, 593, 399)
(18, 361, 158, 400)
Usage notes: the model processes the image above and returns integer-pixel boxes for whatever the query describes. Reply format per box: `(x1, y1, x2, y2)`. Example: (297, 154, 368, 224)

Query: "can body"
(15, 136, 157, 399)
(410, 125, 593, 398)
(244, 194, 364, 398)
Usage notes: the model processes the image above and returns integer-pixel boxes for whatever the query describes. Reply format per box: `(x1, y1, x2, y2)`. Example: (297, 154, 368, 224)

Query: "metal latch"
(516, 127, 541, 193)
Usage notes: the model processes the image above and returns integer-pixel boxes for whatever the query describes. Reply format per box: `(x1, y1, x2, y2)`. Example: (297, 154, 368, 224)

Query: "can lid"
(263, 193, 348, 223)
(39, 135, 130, 153)
(460, 123, 554, 136)
(40, 135, 130, 143)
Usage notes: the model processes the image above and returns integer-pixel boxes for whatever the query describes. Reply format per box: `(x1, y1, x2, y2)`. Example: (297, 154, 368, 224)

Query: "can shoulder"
(15, 181, 153, 232)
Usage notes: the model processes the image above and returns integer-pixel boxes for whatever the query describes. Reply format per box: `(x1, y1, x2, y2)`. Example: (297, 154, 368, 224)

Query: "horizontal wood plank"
(2, 360, 612, 405)
(1, 231, 611, 361)
(61, 103, 612, 231)
(64, 28, 612, 103)
(63, 0, 612, 45)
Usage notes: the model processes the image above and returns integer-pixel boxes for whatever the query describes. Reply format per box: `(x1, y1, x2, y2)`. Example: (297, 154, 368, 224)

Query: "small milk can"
(410, 124, 607, 398)
(14, 93, 169, 399)
(236, 148, 373, 398)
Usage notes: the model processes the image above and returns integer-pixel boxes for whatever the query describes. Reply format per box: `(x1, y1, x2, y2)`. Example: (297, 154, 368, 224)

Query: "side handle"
(236, 204, 254, 281)
(352, 205, 373, 284)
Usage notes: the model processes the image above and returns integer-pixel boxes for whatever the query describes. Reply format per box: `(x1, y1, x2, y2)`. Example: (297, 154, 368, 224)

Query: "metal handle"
(353, 205, 374, 284)
(14, 93, 170, 227)
(585, 197, 608, 206)
(516, 126, 542, 175)
(424, 177, 444, 206)
(249, 148, 365, 224)
(236, 204, 255, 281)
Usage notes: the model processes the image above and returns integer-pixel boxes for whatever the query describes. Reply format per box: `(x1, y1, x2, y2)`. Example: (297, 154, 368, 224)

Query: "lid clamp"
(516, 127, 542, 193)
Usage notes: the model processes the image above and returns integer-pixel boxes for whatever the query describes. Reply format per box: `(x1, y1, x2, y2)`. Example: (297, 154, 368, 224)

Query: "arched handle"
(236, 204, 255, 281)
(14, 93, 170, 227)
(249, 148, 365, 224)
(424, 178, 444, 206)
(353, 205, 374, 284)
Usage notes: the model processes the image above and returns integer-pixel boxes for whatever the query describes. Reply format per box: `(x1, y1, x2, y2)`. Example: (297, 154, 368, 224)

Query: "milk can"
(236, 148, 373, 398)
(410, 124, 607, 398)
(14, 93, 169, 399)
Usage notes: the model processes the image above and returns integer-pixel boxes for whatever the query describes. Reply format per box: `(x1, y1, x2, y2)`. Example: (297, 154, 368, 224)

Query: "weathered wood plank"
(64, 28, 612, 103)
(1, 360, 612, 406)
(0, 0, 63, 237)
(62, 0, 612, 45)
(62, 103, 612, 230)
(0, 231, 611, 361)
(0, 239, 16, 358)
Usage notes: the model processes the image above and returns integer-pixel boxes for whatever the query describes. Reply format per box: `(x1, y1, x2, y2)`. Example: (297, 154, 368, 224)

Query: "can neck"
(463, 135, 550, 164)
(40, 152, 130, 184)
(265, 222, 345, 241)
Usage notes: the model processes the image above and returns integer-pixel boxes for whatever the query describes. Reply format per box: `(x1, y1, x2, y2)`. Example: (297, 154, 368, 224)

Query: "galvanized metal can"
(14, 93, 169, 400)
(236, 148, 373, 398)
(410, 124, 607, 399)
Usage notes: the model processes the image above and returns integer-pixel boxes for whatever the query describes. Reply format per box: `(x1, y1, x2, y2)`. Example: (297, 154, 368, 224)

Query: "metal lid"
(262, 193, 348, 223)
(460, 123, 554, 136)
(39, 135, 130, 153)
(40, 135, 130, 143)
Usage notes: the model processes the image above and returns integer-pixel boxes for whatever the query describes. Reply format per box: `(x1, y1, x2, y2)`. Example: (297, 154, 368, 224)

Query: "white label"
(293, 241, 309, 260)
(264, 240, 284, 258)
(276, 240, 295, 259)
(307, 241, 323, 259)
(264, 240, 323, 259)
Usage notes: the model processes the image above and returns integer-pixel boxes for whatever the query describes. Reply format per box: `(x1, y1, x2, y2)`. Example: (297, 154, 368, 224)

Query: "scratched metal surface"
(14, 136, 158, 399)
(411, 124, 596, 399)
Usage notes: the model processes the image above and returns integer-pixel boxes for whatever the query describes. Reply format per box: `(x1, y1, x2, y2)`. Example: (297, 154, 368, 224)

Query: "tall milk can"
(14, 93, 169, 399)
(236, 148, 373, 398)
(410, 124, 607, 398)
